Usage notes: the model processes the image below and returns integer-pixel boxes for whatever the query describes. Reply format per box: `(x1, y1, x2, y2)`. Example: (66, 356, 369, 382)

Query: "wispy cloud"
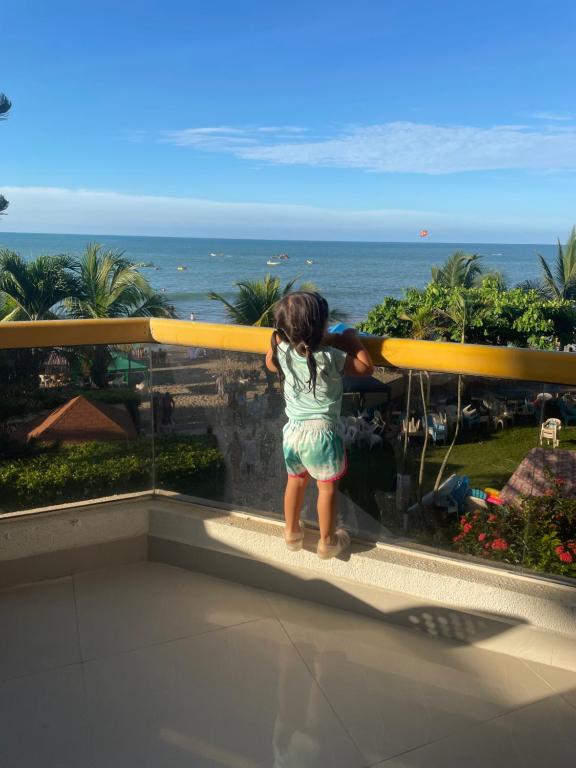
(0, 186, 564, 242)
(161, 121, 576, 174)
(162, 125, 308, 150)
(531, 111, 573, 121)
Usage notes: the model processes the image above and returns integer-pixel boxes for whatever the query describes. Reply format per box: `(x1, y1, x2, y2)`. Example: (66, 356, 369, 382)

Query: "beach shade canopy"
(108, 353, 148, 373)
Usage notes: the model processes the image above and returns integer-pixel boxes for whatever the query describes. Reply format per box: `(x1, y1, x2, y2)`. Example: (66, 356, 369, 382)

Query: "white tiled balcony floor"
(1, 561, 575, 768)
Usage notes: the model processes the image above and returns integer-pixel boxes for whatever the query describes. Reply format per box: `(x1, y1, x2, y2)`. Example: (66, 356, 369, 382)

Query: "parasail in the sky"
(419, 229, 429, 238)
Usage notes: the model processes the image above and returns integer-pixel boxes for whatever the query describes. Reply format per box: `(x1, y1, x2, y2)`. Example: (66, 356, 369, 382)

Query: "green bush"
(452, 479, 576, 578)
(358, 284, 576, 349)
(0, 434, 224, 512)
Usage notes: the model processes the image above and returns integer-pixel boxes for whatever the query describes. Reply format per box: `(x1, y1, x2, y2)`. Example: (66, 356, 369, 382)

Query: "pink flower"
(555, 545, 565, 555)
(478, 533, 487, 542)
(483, 543, 491, 550)
(544, 489, 554, 497)
(559, 552, 573, 564)
(488, 514, 497, 523)
(462, 523, 473, 534)
(460, 516, 466, 526)
(453, 534, 463, 542)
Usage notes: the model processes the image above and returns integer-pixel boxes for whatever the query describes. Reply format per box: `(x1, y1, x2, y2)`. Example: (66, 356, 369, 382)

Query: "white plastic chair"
(540, 418, 562, 448)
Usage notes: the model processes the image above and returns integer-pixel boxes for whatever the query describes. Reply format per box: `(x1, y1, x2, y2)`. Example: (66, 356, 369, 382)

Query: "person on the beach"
(161, 391, 175, 429)
(266, 291, 374, 559)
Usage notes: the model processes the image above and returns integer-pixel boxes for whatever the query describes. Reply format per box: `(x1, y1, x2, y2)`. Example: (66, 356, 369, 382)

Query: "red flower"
(491, 538, 509, 551)
(478, 533, 487, 542)
(460, 516, 466, 526)
(453, 534, 463, 542)
(544, 489, 554, 497)
(488, 514, 497, 523)
(483, 542, 491, 550)
(569, 542, 576, 552)
(554, 545, 565, 555)
(462, 523, 473, 534)
(559, 552, 573, 564)
(556, 478, 566, 485)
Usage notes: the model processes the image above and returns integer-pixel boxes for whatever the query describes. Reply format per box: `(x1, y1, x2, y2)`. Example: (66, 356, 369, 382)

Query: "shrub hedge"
(0, 434, 224, 512)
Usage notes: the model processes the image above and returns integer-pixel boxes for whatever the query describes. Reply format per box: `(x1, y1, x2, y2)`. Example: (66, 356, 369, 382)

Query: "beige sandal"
(285, 521, 305, 551)
(317, 528, 351, 559)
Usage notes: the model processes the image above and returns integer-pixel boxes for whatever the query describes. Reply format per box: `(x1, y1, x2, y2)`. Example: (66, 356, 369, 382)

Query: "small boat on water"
(177, 266, 187, 271)
(210, 252, 225, 257)
(306, 259, 314, 265)
(277, 253, 290, 260)
(267, 259, 281, 266)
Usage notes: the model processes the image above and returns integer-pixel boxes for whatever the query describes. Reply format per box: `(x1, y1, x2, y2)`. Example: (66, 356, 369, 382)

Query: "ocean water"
(0, 232, 555, 324)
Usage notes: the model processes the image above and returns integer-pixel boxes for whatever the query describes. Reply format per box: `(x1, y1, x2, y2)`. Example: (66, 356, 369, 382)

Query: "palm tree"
(0, 250, 79, 320)
(209, 274, 340, 327)
(65, 243, 176, 319)
(64, 243, 176, 386)
(1, 93, 12, 216)
(0, 249, 79, 389)
(431, 251, 484, 289)
(519, 227, 576, 300)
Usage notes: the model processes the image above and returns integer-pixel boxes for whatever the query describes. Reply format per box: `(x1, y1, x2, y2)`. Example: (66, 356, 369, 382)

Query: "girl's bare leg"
(284, 474, 310, 534)
(317, 480, 338, 543)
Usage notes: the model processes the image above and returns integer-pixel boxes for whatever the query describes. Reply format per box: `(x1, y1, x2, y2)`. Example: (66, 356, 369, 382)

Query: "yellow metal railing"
(1, 317, 575, 385)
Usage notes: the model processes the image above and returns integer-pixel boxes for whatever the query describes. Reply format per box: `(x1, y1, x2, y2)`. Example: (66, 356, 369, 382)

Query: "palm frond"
(516, 278, 551, 299)
(537, 253, 561, 300)
(0, 93, 11, 118)
(431, 251, 485, 289)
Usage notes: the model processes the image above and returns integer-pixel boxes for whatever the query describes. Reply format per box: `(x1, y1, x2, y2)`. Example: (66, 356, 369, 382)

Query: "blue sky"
(1, 0, 575, 242)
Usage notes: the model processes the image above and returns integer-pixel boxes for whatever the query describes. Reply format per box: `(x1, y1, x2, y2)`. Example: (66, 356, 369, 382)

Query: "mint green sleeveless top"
(277, 341, 347, 422)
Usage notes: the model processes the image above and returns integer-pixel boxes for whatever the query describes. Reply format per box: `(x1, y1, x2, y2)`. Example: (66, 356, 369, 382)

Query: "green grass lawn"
(423, 423, 576, 492)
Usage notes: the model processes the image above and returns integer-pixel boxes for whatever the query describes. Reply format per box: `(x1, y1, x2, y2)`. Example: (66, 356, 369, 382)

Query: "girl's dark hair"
(270, 291, 329, 397)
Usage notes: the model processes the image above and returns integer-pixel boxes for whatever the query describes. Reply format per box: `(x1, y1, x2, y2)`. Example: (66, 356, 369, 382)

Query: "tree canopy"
(359, 282, 576, 349)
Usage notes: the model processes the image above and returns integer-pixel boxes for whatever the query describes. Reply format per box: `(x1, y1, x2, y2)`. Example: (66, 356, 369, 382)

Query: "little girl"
(266, 291, 374, 559)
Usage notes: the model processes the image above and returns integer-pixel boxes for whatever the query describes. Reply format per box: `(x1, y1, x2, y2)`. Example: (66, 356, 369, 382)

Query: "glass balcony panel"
(385, 371, 575, 583)
(0, 343, 154, 512)
(149, 344, 392, 540)
(149, 345, 575, 583)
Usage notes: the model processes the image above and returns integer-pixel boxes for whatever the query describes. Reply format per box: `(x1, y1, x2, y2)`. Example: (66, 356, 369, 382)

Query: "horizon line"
(0, 230, 555, 247)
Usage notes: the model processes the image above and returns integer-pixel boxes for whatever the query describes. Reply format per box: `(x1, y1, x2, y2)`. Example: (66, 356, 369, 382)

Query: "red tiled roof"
(27, 396, 137, 443)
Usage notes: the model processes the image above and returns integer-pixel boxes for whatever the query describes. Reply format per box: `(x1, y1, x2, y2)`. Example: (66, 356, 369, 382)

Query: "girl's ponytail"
(270, 329, 285, 388)
(272, 291, 329, 398)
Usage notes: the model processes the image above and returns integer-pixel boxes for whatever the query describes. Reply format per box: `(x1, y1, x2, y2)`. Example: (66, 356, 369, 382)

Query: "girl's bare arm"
(325, 330, 374, 377)
(265, 347, 278, 373)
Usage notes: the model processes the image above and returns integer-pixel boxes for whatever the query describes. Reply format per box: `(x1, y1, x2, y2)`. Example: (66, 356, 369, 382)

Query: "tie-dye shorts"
(282, 419, 347, 482)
